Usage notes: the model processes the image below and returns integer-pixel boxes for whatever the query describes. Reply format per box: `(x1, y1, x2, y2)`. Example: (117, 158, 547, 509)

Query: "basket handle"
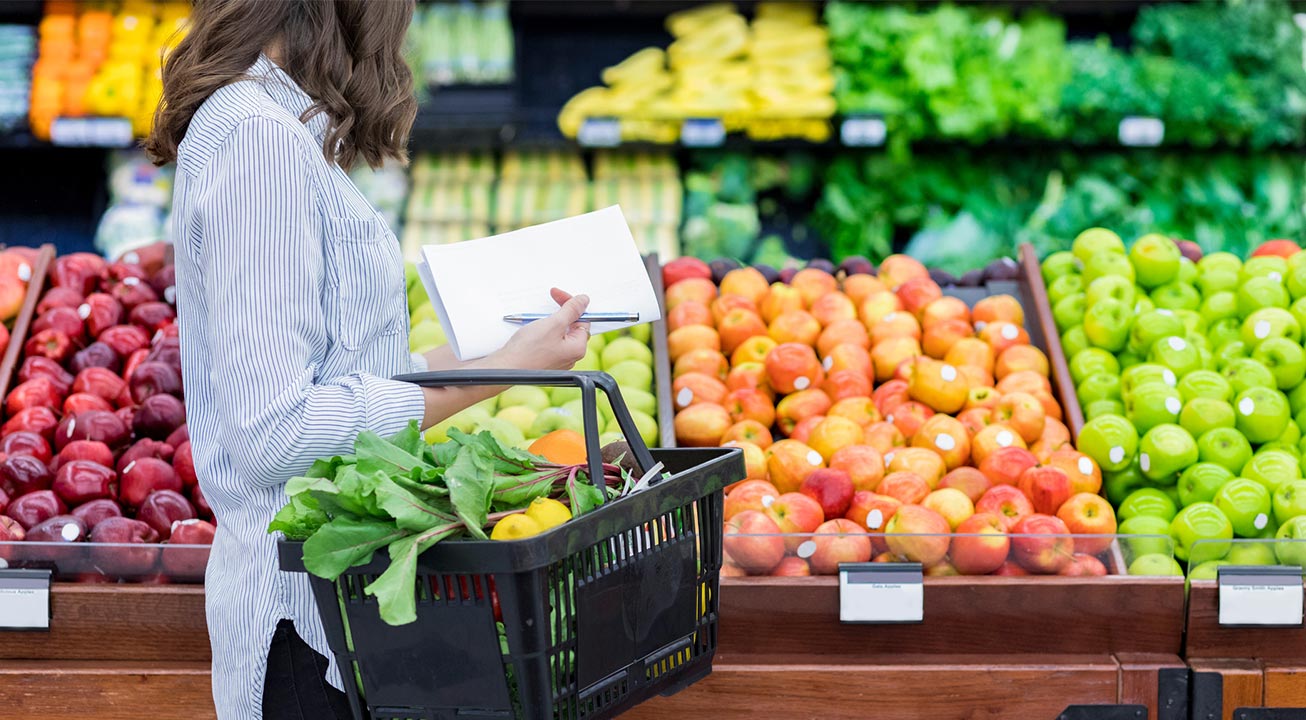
(393, 370, 658, 503)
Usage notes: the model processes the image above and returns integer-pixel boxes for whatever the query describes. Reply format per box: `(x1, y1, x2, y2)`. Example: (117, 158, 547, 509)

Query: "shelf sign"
(839, 562, 923, 624)
(50, 116, 135, 148)
(1218, 565, 1303, 628)
(681, 118, 725, 148)
(0, 569, 52, 631)
(577, 117, 621, 148)
(840, 116, 887, 147)
(1118, 116, 1165, 147)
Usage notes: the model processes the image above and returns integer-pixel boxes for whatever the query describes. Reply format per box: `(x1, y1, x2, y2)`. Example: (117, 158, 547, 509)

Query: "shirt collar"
(247, 53, 329, 146)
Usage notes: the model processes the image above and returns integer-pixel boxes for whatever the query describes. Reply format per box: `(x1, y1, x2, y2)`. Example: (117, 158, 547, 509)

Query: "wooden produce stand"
(634, 251, 1190, 719)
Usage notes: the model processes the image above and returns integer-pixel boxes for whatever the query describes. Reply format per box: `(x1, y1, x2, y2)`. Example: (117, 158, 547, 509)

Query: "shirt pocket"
(323, 214, 405, 352)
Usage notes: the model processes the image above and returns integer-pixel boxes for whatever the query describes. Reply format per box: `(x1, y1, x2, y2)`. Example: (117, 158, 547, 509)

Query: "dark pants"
(262, 619, 353, 720)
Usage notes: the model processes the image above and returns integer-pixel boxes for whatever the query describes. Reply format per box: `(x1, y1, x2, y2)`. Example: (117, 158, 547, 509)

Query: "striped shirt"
(171, 54, 428, 719)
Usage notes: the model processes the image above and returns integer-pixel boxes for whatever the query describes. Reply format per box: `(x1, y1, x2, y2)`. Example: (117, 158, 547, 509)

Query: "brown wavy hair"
(145, 0, 417, 170)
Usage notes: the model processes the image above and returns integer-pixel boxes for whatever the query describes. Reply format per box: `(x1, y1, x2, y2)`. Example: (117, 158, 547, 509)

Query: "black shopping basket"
(279, 370, 743, 720)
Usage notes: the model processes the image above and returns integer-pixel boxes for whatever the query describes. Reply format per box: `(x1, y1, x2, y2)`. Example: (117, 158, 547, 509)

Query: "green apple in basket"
(1042, 250, 1080, 283)
(498, 386, 552, 413)
(1128, 554, 1184, 577)
(1170, 502, 1233, 564)
(1274, 516, 1306, 567)
(1072, 228, 1126, 264)
(1226, 541, 1278, 566)
(1177, 463, 1235, 506)
(425, 405, 492, 444)
(1197, 428, 1253, 474)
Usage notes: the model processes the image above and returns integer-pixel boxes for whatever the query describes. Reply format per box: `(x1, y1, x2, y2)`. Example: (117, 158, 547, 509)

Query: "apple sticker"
(761, 495, 775, 508)
(936, 433, 956, 451)
(61, 523, 81, 541)
(1162, 369, 1177, 386)
(1240, 397, 1256, 416)
(866, 509, 884, 530)
(17, 264, 30, 282)
(806, 450, 822, 467)
(1109, 446, 1125, 464)
(1255, 513, 1269, 530)
(796, 541, 817, 559)
(941, 364, 958, 382)
(884, 452, 896, 466)
(77, 303, 91, 320)
(996, 430, 1015, 447)
(1140, 453, 1151, 472)
(1165, 397, 1182, 414)
(822, 356, 833, 371)
(676, 388, 693, 408)
(1255, 320, 1272, 339)
(1168, 337, 1186, 351)
(1079, 457, 1094, 476)
(1270, 272, 1283, 283)
(1157, 309, 1174, 316)
(794, 376, 811, 390)
(1002, 324, 1019, 340)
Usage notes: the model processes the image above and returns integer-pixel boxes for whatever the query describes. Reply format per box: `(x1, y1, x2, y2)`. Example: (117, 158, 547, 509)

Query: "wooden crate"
(0, 244, 54, 400)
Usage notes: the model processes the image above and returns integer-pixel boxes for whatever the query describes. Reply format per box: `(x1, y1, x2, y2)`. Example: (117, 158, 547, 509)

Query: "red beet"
(55, 410, 130, 451)
(133, 395, 186, 440)
(129, 362, 182, 403)
(0, 454, 53, 496)
(4, 377, 65, 417)
(71, 498, 122, 531)
(137, 489, 195, 539)
(52, 460, 117, 505)
(1, 406, 60, 443)
(120, 457, 182, 508)
(18, 356, 73, 394)
(7, 490, 67, 530)
(0, 431, 53, 465)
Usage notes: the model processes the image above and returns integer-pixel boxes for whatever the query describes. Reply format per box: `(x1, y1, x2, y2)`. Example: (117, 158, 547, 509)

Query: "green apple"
(1174, 309, 1207, 335)
(629, 408, 658, 446)
(1208, 323, 1246, 360)
(1128, 553, 1185, 577)
(606, 360, 653, 392)
(617, 387, 657, 416)
(1178, 370, 1233, 402)
(1130, 233, 1182, 288)
(550, 387, 582, 406)
(1223, 358, 1277, 395)
(1242, 308, 1303, 348)
(1083, 298, 1131, 352)
(1105, 461, 1149, 506)
(1188, 560, 1231, 580)
(1138, 423, 1198, 482)
(1073, 227, 1126, 265)
(410, 302, 439, 327)
(601, 337, 653, 369)
(1122, 363, 1177, 400)
(1199, 251, 1243, 275)
(1274, 516, 1306, 566)
(1226, 541, 1278, 566)
(1238, 276, 1291, 317)
(1287, 263, 1306, 301)
(1178, 257, 1198, 285)
(1079, 413, 1140, 472)
(1118, 351, 1145, 369)
(1242, 449, 1301, 494)
(1197, 427, 1254, 475)
(1235, 386, 1292, 443)
(1119, 515, 1174, 558)
(1084, 399, 1126, 420)
(1199, 291, 1239, 326)
(1289, 382, 1306, 416)
(1134, 297, 1156, 316)
(1084, 253, 1136, 285)
(498, 386, 552, 413)
(408, 319, 447, 353)
(574, 346, 602, 372)
(1241, 255, 1289, 284)
(476, 417, 526, 449)
(1054, 294, 1087, 334)
(1151, 282, 1201, 311)
(1273, 479, 1306, 525)
(1048, 274, 1085, 306)
(1180, 398, 1236, 438)
(1070, 348, 1121, 386)
(598, 431, 625, 447)
(424, 406, 492, 444)
(1043, 250, 1081, 283)
(1128, 310, 1185, 356)
(530, 406, 584, 436)
(1125, 383, 1183, 435)
(495, 405, 539, 437)
(1061, 326, 1090, 361)
(1149, 335, 1202, 378)
(1252, 338, 1306, 390)
(1197, 270, 1240, 297)
(1290, 297, 1306, 335)
(1120, 487, 1178, 522)
(1214, 477, 1274, 538)
(1078, 373, 1123, 405)
(628, 323, 652, 345)
(1170, 502, 1234, 563)
(587, 333, 608, 355)
(1085, 275, 1137, 310)
(1179, 462, 1236, 506)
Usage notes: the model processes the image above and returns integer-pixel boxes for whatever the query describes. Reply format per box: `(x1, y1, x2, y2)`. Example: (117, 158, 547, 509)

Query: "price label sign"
(1118, 116, 1165, 147)
(839, 562, 923, 624)
(1218, 565, 1303, 628)
(840, 116, 887, 147)
(50, 117, 134, 148)
(577, 117, 622, 148)
(681, 118, 725, 148)
(0, 569, 52, 631)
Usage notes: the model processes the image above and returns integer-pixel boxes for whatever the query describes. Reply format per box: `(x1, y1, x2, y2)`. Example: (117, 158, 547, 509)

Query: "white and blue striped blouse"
(171, 54, 428, 719)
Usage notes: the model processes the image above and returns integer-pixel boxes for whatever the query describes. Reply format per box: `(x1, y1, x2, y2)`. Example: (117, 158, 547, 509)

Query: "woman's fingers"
(549, 287, 574, 306)
(552, 293, 589, 329)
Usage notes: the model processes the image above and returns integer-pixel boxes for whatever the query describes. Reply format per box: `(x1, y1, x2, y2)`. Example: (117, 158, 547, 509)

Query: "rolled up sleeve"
(198, 117, 425, 487)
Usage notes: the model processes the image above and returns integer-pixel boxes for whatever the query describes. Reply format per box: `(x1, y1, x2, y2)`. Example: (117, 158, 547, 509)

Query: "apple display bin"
(0, 243, 55, 400)
(1183, 539, 1306, 719)
(279, 370, 743, 720)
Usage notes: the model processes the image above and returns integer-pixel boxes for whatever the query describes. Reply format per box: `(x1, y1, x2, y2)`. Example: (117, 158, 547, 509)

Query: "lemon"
(490, 513, 543, 541)
(525, 497, 572, 530)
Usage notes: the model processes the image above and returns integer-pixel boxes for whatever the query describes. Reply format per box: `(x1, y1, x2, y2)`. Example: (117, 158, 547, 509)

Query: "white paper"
(0, 586, 50, 629)
(417, 206, 661, 361)
(1219, 582, 1304, 627)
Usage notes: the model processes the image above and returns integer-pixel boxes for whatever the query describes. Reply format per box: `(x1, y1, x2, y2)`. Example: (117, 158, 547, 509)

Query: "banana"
(666, 2, 737, 38)
(601, 47, 665, 86)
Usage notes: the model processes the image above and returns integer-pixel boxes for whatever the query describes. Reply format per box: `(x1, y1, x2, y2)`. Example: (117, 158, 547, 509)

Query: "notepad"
(417, 206, 662, 361)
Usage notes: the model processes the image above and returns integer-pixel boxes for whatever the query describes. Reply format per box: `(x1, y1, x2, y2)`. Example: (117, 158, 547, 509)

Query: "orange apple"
(965, 386, 1002, 411)
(720, 267, 770, 305)
(978, 446, 1040, 487)
(721, 419, 774, 449)
(721, 562, 747, 578)
(723, 440, 769, 484)
(765, 342, 825, 395)
(817, 319, 870, 357)
(674, 403, 732, 447)
(871, 336, 921, 382)
(922, 318, 973, 359)
(723, 388, 776, 427)
(992, 391, 1046, 444)
(912, 414, 971, 470)
(957, 407, 994, 437)
(995, 345, 1050, 380)
(870, 311, 922, 346)
(878, 254, 929, 290)
(1016, 465, 1073, 516)
(920, 296, 972, 329)
(808, 416, 865, 462)
(979, 321, 1031, 357)
(945, 338, 995, 374)
(876, 471, 930, 505)
(1059, 554, 1108, 577)
(884, 504, 951, 565)
(976, 485, 1035, 530)
(863, 421, 906, 456)
(1034, 392, 1063, 423)
(718, 308, 769, 355)
(970, 423, 1027, 465)
(845, 491, 901, 553)
(885, 446, 947, 488)
(872, 379, 911, 417)
(768, 309, 821, 347)
(996, 369, 1052, 397)
(993, 561, 1029, 576)
(791, 268, 839, 307)
(895, 277, 943, 317)
(764, 492, 825, 551)
(710, 294, 759, 326)
(951, 512, 1011, 575)
(674, 348, 730, 381)
(723, 479, 780, 520)
(972, 294, 1025, 328)
(828, 396, 881, 428)
(829, 444, 885, 492)
(799, 468, 856, 519)
(1041, 418, 1072, 450)
(731, 335, 778, 367)
(887, 400, 934, 441)
(1010, 514, 1074, 575)
(959, 365, 995, 389)
(775, 388, 832, 436)
(858, 290, 905, 328)
(1046, 449, 1102, 496)
(907, 357, 968, 414)
(789, 415, 825, 444)
(672, 372, 729, 410)
(759, 282, 805, 323)
(824, 343, 873, 380)
(669, 301, 713, 332)
(810, 291, 858, 327)
(939, 466, 992, 503)
(771, 556, 811, 577)
(808, 518, 872, 574)
(724, 510, 785, 573)
(822, 369, 872, 402)
(666, 277, 718, 311)
(726, 362, 773, 399)
(765, 440, 826, 493)
(1056, 492, 1117, 555)
(922, 488, 975, 530)
(667, 325, 721, 363)
(843, 274, 887, 306)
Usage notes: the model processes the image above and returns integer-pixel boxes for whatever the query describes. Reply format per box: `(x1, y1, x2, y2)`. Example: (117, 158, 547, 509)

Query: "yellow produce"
(666, 3, 737, 38)
(490, 513, 544, 541)
(524, 497, 572, 530)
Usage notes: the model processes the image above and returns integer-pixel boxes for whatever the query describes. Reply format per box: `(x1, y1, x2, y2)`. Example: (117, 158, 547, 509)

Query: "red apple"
(764, 492, 825, 552)
(191, 482, 213, 521)
(975, 485, 1035, 529)
(129, 362, 182, 403)
(80, 293, 122, 337)
(1016, 466, 1073, 516)
(63, 393, 113, 415)
(724, 480, 781, 521)
(69, 342, 122, 375)
(799, 468, 855, 519)
(173, 440, 196, 488)
(2, 406, 60, 443)
(24, 329, 73, 364)
(8, 491, 67, 530)
(70, 498, 122, 532)
(0, 431, 52, 464)
(18, 356, 73, 394)
(1010, 514, 1074, 574)
(1055, 492, 1117, 556)
(808, 518, 872, 574)
(0, 454, 53, 496)
(951, 512, 1011, 575)
(993, 561, 1029, 576)
(724, 510, 786, 574)
(55, 410, 130, 451)
(978, 446, 1039, 487)
(97, 324, 151, 358)
(133, 394, 186, 440)
(52, 460, 117, 505)
(54, 440, 115, 472)
(72, 367, 128, 406)
(168, 518, 216, 545)
(939, 467, 991, 503)
(137, 489, 196, 540)
(165, 425, 189, 449)
(128, 302, 175, 332)
(90, 517, 160, 578)
(31, 306, 85, 342)
(884, 504, 951, 565)
(118, 438, 175, 474)
(120, 457, 183, 508)
(108, 276, 159, 310)
(770, 556, 810, 576)
(37, 287, 85, 315)
(1059, 554, 1108, 577)
(50, 253, 107, 294)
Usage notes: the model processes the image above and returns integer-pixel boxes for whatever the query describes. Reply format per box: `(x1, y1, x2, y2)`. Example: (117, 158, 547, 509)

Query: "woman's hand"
(492, 288, 590, 371)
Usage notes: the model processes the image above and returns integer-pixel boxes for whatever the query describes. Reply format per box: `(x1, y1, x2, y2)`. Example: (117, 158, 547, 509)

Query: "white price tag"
(681, 118, 725, 148)
(0, 569, 51, 630)
(1118, 116, 1165, 147)
(839, 563, 923, 624)
(50, 117, 134, 148)
(1218, 566, 1303, 627)
(840, 116, 887, 147)
(577, 117, 622, 148)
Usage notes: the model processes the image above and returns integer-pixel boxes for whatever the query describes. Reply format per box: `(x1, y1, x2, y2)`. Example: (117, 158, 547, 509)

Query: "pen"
(502, 312, 640, 324)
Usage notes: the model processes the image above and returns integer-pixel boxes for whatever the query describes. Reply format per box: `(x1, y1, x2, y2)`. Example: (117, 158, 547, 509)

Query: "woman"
(145, 2, 589, 718)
